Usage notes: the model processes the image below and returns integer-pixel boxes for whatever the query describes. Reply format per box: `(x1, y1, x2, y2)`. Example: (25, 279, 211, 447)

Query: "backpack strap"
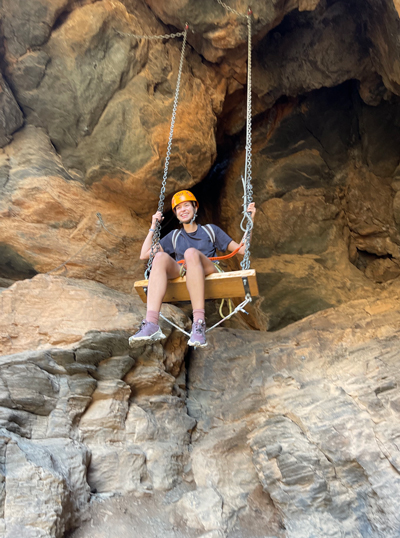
(172, 229, 182, 254)
(202, 224, 216, 246)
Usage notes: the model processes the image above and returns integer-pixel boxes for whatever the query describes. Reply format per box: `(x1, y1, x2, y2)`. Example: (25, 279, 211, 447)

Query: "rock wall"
(1, 0, 400, 328)
(0, 275, 191, 537)
(2, 1, 400, 537)
(2, 277, 400, 537)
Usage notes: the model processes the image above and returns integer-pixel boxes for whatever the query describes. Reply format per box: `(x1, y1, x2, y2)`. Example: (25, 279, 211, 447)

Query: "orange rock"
(0, 273, 187, 355)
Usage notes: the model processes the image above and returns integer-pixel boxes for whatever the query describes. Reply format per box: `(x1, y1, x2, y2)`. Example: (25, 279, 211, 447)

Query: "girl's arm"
(227, 203, 256, 256)
(140, 211, 164, 260)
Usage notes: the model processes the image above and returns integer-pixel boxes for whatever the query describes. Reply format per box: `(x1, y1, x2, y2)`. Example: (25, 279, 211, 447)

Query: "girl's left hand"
(247, 202, 256, 220)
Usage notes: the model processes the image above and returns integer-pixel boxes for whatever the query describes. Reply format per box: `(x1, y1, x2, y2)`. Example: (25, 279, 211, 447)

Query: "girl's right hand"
(151, 211, 163, 228)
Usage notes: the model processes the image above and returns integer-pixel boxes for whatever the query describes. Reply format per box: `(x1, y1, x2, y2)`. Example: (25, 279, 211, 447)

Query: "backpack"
(172, 224, 216, 259)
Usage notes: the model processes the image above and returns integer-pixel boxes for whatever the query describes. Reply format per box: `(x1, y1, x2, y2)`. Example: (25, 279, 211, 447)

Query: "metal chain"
(96, 212, 127, 240)
(215, 0, 247, 17)
(214, 0, 254, 270)
(240, 12, 253, 271)
(46, 212, 130, 275)
(116, 29, 186, 40)
(145, 24, 188, 280)
(46, 221, 101, 275)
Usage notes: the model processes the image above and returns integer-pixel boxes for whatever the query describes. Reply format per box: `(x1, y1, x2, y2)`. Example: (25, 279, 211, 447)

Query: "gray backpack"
(172, 224, 216, 259)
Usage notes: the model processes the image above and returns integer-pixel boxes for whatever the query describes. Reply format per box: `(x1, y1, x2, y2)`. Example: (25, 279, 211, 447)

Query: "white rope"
(159, 313, 191, 337)
(160, 297, 251, 337)
(206, 296, 252, 332)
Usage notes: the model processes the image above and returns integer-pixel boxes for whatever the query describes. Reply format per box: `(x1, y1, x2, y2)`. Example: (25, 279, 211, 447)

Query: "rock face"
(2, 276, 400, 537)
(0, 275, 191, 537)
(2, 0, 221, 212)
(3, 1, 400, 536)
(218, 82, 400, 329)
(184, 289, 400, 537)
(1, 0, 400, 331)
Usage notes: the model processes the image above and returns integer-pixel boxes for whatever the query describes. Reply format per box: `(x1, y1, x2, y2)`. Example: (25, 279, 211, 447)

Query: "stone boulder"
(0, 273, 189, 355)
(144, 0, 321, 64)
(0, 126, 151, 291)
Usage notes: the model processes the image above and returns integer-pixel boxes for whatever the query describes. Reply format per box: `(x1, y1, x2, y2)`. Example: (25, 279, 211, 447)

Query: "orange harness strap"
(176, 243, 243, 265)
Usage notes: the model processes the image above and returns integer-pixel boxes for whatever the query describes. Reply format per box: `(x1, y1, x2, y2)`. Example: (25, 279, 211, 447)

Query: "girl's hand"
(151, 211, 164, 228)
(247, 202, 256, 220)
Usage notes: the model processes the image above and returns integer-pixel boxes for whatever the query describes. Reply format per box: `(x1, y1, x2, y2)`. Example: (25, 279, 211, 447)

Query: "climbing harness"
(173, 225, 236, 319)
(133, 4, 258, 336)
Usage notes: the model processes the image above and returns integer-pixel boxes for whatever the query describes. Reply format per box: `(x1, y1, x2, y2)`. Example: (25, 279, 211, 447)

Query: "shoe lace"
(194, 320, 205, 334)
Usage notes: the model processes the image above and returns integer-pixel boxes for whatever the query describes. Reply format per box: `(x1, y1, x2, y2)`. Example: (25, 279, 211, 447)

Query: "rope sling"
(133, 4, 258, 335)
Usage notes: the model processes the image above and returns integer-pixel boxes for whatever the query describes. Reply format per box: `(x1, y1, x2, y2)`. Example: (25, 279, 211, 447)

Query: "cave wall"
(0, 0, 400, 325)
(2, 2, 400, 537)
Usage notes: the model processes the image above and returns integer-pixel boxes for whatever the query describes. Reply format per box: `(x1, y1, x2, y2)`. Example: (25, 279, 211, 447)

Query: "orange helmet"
(171, 190, 199, 212)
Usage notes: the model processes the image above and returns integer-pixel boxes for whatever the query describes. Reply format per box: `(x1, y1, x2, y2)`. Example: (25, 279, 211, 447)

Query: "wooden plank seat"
(134, 269, 259, 303)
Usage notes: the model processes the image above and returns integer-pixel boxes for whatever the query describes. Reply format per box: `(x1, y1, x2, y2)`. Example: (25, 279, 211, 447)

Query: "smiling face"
(175, 201, 196, 223)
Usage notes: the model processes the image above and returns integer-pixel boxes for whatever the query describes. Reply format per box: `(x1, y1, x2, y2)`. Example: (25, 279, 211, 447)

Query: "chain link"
(240, 13, 253, 271)
(215, 0, 247, 17)
(116, 29, 186, 40)
(214, 0, 253, 270)
(145, 25, 188, 279)
(131, 7, 253, 275)
(96, 212, 126, 240)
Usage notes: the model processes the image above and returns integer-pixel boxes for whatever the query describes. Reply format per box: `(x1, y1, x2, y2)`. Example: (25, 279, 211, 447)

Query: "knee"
(184, 248, 200, 264)
(152, 251, 170, 268)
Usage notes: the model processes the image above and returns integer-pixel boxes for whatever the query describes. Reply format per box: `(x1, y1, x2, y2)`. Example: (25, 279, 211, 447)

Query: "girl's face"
(175, 201, 195, 223)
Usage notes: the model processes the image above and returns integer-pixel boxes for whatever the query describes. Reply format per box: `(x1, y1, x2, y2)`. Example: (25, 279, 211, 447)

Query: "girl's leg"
(129, 252, 180, 344)
(147, 252, 181, 313)
(184, 248, 217, 310)
(184, 248, 215, 348)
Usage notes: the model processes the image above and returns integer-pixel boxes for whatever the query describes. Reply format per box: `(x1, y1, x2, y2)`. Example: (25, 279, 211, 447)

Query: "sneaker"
(128, 321, 166, 346)
(188, 319, 207, 348)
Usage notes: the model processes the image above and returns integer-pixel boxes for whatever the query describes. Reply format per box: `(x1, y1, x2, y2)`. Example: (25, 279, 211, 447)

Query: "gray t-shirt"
(160, 224, 232, 261)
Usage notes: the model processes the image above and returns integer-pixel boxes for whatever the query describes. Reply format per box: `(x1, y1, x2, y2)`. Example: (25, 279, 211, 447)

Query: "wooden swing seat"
(134, 269, 259, 303)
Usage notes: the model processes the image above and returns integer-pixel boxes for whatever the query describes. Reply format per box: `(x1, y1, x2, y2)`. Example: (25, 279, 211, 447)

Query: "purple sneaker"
(129, 321, 166, 346)
(188, 319, 207, 348)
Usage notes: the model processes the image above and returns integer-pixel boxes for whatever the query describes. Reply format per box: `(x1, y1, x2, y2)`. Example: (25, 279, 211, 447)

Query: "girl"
(129, 190, 256, 348)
